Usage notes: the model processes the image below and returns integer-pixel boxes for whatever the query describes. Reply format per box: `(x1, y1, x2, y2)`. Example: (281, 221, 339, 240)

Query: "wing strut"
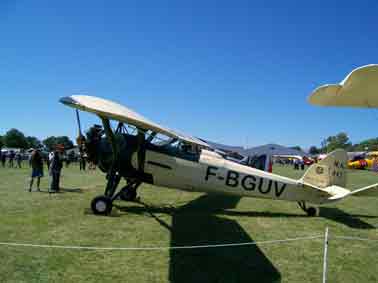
(101, 118, 118, 160)
(100, 118, 148, 200)
(75, 110, 86, 155)
(137, 129, 146, 173)
(101, 118, 121, 197)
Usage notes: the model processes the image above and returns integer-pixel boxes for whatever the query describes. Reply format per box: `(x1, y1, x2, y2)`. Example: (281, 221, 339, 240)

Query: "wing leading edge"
(60, 95, 209, 148)
(308, 64, 378, 108)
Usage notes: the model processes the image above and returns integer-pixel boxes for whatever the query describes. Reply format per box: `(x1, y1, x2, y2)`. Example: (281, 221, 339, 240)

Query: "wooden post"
(322, 227, 329, 283)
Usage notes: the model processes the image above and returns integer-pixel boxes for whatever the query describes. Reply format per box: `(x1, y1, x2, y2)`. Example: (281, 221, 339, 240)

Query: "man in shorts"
(29, 149, 44, 192)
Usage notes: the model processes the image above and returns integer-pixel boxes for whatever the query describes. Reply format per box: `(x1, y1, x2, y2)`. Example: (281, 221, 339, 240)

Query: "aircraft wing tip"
(59, 96, 82, 108)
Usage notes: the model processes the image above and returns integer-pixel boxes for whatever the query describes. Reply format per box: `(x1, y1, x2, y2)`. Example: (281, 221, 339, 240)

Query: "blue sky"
(1, 0, 377, 148)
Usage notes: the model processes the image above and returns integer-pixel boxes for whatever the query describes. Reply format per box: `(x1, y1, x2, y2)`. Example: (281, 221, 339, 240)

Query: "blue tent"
(205, 141, 245, 154)
(241, 144, 306, 157)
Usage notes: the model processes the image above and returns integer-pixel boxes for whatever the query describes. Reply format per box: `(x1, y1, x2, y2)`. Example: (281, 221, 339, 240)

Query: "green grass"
(0, 163, 377, 283)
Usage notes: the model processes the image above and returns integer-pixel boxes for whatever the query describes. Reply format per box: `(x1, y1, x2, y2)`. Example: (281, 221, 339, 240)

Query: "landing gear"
(89, 118, 147, 216)
(90, 181, 141, 215)
(91, 196, 113, 215)
(119, 183, 140, 202)
(298, 202, 317, 217)
(306, 207, 317, 217)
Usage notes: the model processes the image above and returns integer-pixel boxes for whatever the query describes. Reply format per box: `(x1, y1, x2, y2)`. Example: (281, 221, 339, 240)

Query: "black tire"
(307, 207, 317, 217)
(119, 188, 137, 202)
(91, 195, 113, 215)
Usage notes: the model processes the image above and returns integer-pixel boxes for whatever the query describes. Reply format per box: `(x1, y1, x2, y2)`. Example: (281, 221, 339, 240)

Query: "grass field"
(0, 163, 377, 283)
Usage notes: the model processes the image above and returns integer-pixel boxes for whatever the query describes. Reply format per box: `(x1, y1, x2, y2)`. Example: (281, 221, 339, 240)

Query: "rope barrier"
(0, 235, 323, 251)
(1, 230, 377, 283)
(0, 234, 376, 252)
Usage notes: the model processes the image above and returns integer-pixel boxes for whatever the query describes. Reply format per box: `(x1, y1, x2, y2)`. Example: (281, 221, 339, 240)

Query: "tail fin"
(301, 149, 348, 188)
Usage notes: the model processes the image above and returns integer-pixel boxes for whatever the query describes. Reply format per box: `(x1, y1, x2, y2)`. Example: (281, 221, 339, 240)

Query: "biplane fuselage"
(139, 148, 327, 204)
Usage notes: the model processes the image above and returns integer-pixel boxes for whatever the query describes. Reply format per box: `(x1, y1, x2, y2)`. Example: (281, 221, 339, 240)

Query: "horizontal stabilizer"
(326, 186, 351, 201)
(325, 183, 378, 203)
(349, 183, 378, 197)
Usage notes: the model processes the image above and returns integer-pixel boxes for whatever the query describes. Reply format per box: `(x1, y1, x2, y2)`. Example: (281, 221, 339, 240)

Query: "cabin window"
(147, 136, 200, 162)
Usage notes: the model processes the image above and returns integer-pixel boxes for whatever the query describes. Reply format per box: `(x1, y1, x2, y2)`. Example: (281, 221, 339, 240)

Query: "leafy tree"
(26, 136, 42, 149)
(4, 129, 28, 149)
(0, 135, 3, 149)
(43, 136, 74, 151)
(323, 132, 352, 152)
(320, 139, 327, 153)
(43, 137, 58, 151)
(352, 138, 378, 152)
(309, 146, 320, 155)
(56, 136, 74, 150)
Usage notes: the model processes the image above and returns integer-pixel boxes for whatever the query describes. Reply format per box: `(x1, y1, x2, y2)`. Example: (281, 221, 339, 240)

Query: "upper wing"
(308, 64, 378, 108)
(60, 95, 209, 148)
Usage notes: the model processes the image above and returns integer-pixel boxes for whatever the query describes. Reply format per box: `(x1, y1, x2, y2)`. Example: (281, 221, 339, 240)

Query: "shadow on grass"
(116, 196, 281, 283)
(116, 203, 308, 219)
(319, 207, 377, 229)
(38, 188, 83, 194)
(59, 188, 83, 193)
(116, 201, 377, 230)
(168, 195, 281, 283)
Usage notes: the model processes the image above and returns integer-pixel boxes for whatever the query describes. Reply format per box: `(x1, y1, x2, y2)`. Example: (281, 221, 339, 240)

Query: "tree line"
(272, 132, 377, 155)
(0, 128, 74, 152)
(309, 132, 378, 155)
(1, 129, 376, 155)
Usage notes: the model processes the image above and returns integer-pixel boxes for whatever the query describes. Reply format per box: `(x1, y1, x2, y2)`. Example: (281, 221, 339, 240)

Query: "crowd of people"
(275, 157, 312, 171)
(0, 146, 95, 193)
(293, 158, 306, 170)
(0, 151, 24, 168)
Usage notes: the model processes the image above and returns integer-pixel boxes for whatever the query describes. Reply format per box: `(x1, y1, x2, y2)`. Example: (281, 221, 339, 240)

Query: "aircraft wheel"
(91, 196, 113, 215)
(306, 207, 317, 217)
(120, 188, 137, 202)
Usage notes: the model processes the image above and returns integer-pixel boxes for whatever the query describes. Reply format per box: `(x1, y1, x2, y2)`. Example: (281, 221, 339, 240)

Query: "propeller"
(75, 109, 86, 154)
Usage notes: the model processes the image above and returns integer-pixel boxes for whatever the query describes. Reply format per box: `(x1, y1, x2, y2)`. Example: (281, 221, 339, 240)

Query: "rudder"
(301, 149, 348, 188)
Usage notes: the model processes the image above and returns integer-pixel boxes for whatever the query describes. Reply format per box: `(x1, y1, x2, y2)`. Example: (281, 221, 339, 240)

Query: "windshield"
(146, 134, 200, 162)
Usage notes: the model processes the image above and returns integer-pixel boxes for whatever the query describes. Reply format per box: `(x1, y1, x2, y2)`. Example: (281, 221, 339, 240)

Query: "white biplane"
(60, 95, 378, 216)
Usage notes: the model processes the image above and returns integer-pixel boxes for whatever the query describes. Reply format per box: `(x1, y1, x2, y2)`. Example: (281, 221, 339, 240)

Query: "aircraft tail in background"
(301, 149, 347, 188)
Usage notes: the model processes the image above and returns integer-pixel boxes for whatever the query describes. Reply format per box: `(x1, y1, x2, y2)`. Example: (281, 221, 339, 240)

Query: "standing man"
(8, 151, 15, 168)
(293, 158, 299, 170)
(15, 153, 22, 168)
(28, 152, 33, 168)
(49, 145, 64, 193)
(1, 152, 6, 167)
(29, 149, 44, 192)
(300, 158, 305, 170)
(79, 153, 86, 171)
(47, 151, 54, 169)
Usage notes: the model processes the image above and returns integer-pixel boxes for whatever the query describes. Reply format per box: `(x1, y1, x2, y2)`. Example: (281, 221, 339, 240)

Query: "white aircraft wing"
(308, 64, 378, 108)
(60, 95, 209, 148)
